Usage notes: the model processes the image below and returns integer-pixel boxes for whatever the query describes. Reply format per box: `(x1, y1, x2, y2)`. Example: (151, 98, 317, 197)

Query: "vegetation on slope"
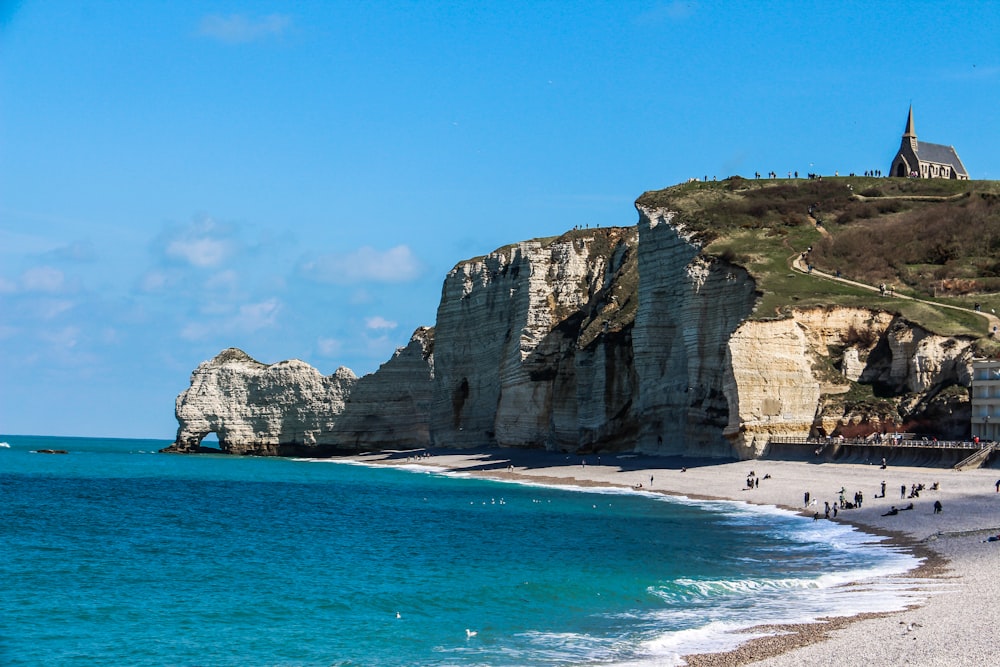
(637, 176, 1000, 339)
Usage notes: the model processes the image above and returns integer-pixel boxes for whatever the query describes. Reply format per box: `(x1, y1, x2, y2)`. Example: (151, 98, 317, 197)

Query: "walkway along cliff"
(168, 181, 982, 458)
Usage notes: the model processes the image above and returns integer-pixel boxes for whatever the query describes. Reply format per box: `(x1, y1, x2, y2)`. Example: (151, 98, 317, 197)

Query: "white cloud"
(179, 322, 208, 341)
(365, 315, 398, 331)
(198, 13, 291, 44)
(156, 217, 240, 269)
(40, 326, 80, 350)
(166, 236, 231, 268)
(317, 337, 341, 356)
(139, 270, 171, 292)
(22, 266, 65, 292)
(236, 298, 280, 330)
(180, 298, 281, 341)
(48, 240, 96, 262)
(301, 245, 422, 284)
(33, 299, 75, 320)
(205, 269, 240, 290)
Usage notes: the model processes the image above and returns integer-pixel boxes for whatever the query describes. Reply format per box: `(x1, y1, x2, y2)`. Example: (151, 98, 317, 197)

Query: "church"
(890, 106, 968, 179)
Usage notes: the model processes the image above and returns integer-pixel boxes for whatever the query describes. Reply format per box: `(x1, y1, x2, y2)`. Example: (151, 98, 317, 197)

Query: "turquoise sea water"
(1, 435, 923, 666)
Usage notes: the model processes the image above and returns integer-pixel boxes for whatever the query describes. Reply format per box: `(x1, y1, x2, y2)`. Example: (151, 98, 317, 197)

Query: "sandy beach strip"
(339, 447, 1000, 666)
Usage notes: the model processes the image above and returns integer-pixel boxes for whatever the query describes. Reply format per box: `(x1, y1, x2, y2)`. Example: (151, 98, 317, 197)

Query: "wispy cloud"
(31, 298, 75, 320)
(365, 315, 398, 331)
(139, 269, 173, 293)
(180, 298, 281, 341)
(301, 245, 422, 284)
(157, 217, 238, 269)
(198, 13, 291, 44)
(45, 239, 97, 262)
(317, 336, 341, 356)
(21, 266, 66, 292)
(204, 269, 240, 291)
(40, 325, 80, 351)
(166, 236, 231, 268)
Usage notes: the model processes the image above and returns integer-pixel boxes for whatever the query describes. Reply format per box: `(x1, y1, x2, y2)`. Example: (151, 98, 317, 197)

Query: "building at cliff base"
(890, 105, 968, 179)
(971, 359, 1000, 441)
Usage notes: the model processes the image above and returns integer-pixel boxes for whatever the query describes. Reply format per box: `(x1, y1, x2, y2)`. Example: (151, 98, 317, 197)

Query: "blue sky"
(2, 1, 999, 439)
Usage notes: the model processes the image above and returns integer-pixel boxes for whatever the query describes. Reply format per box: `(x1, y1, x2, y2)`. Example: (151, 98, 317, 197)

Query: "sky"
(2, 1, 999, 439)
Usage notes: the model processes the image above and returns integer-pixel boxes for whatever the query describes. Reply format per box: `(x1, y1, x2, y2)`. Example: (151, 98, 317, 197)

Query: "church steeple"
(903, 105, 916, 139)
(902, 105, 918, 152)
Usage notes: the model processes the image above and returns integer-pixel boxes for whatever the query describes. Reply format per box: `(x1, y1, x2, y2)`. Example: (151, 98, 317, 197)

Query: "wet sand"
(341, 447, 1000, 666)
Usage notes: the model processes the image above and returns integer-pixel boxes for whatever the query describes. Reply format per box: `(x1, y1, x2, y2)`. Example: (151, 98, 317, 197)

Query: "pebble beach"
(345, 448, 1000, 666)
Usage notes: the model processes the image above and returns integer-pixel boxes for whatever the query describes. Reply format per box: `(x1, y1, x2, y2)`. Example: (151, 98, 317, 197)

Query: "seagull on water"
(396, 612, 401, 619)
(466, 629, 478, 639)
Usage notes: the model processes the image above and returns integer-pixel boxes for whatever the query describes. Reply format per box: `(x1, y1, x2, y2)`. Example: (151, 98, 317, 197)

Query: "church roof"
(915, 141, 968, 176)
(897, 106, 968, 177)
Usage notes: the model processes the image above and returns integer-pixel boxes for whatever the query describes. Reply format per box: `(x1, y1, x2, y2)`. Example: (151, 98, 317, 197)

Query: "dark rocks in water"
(34, 449, 68, 454)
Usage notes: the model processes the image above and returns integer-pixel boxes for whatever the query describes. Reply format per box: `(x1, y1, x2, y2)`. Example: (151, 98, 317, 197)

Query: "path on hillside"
(851, 192, 968, 203)
(788, 248, 1000, 333)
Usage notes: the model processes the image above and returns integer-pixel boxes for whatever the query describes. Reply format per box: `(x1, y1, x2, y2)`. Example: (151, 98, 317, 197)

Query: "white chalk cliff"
(172, 348, 357, 455)
(170, 203, 976, 458)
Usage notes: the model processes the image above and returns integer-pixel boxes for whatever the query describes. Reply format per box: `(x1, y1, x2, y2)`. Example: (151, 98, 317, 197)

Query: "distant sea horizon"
(1, 434, 925, 666)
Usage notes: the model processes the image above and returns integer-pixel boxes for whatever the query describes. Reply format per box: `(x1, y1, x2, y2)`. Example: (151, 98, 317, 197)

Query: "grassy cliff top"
(638, 177, 1000, 341)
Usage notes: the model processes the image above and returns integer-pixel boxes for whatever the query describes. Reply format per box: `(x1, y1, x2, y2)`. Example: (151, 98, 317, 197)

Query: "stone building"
(889, 106, 968, 179)
(971, 358, 1000, 441)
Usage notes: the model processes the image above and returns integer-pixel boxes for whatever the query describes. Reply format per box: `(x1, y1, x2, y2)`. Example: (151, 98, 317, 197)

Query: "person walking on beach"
(933, 500, 943, 513)
(880, 480, 886, 497)
(901, 484, 906, 499)
(804, 491, 810, 507)
(996, 479, 1000, 493)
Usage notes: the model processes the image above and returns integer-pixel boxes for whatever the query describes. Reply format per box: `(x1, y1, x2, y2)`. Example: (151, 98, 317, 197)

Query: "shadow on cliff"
(762, 442, 1000, 469)
(368, 447, 735, 473)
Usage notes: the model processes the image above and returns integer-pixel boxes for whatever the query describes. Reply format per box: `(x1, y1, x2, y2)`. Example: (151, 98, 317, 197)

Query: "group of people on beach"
(743, 470, 771, 490)
(803, 475, 947, 520)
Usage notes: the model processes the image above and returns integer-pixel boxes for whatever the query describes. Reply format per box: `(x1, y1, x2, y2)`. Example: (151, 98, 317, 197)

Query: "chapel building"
(890, 106, 968, 179)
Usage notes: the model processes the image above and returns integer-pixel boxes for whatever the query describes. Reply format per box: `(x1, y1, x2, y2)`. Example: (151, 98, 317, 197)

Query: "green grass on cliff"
(637, 176, 1000, 338)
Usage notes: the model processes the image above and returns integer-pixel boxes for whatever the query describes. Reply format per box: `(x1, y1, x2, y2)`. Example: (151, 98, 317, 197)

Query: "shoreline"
(332, 448, 1000, 666)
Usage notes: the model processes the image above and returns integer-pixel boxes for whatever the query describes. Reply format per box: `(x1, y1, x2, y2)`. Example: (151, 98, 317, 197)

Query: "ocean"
(0, 435, 924, 666)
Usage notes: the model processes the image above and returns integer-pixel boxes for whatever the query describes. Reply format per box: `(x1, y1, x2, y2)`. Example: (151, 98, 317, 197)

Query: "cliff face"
(430, 229, 638, 450)
(631, 206, 758, 456)
(171, 205, 977, 457)
(331, 326, 435, 450)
